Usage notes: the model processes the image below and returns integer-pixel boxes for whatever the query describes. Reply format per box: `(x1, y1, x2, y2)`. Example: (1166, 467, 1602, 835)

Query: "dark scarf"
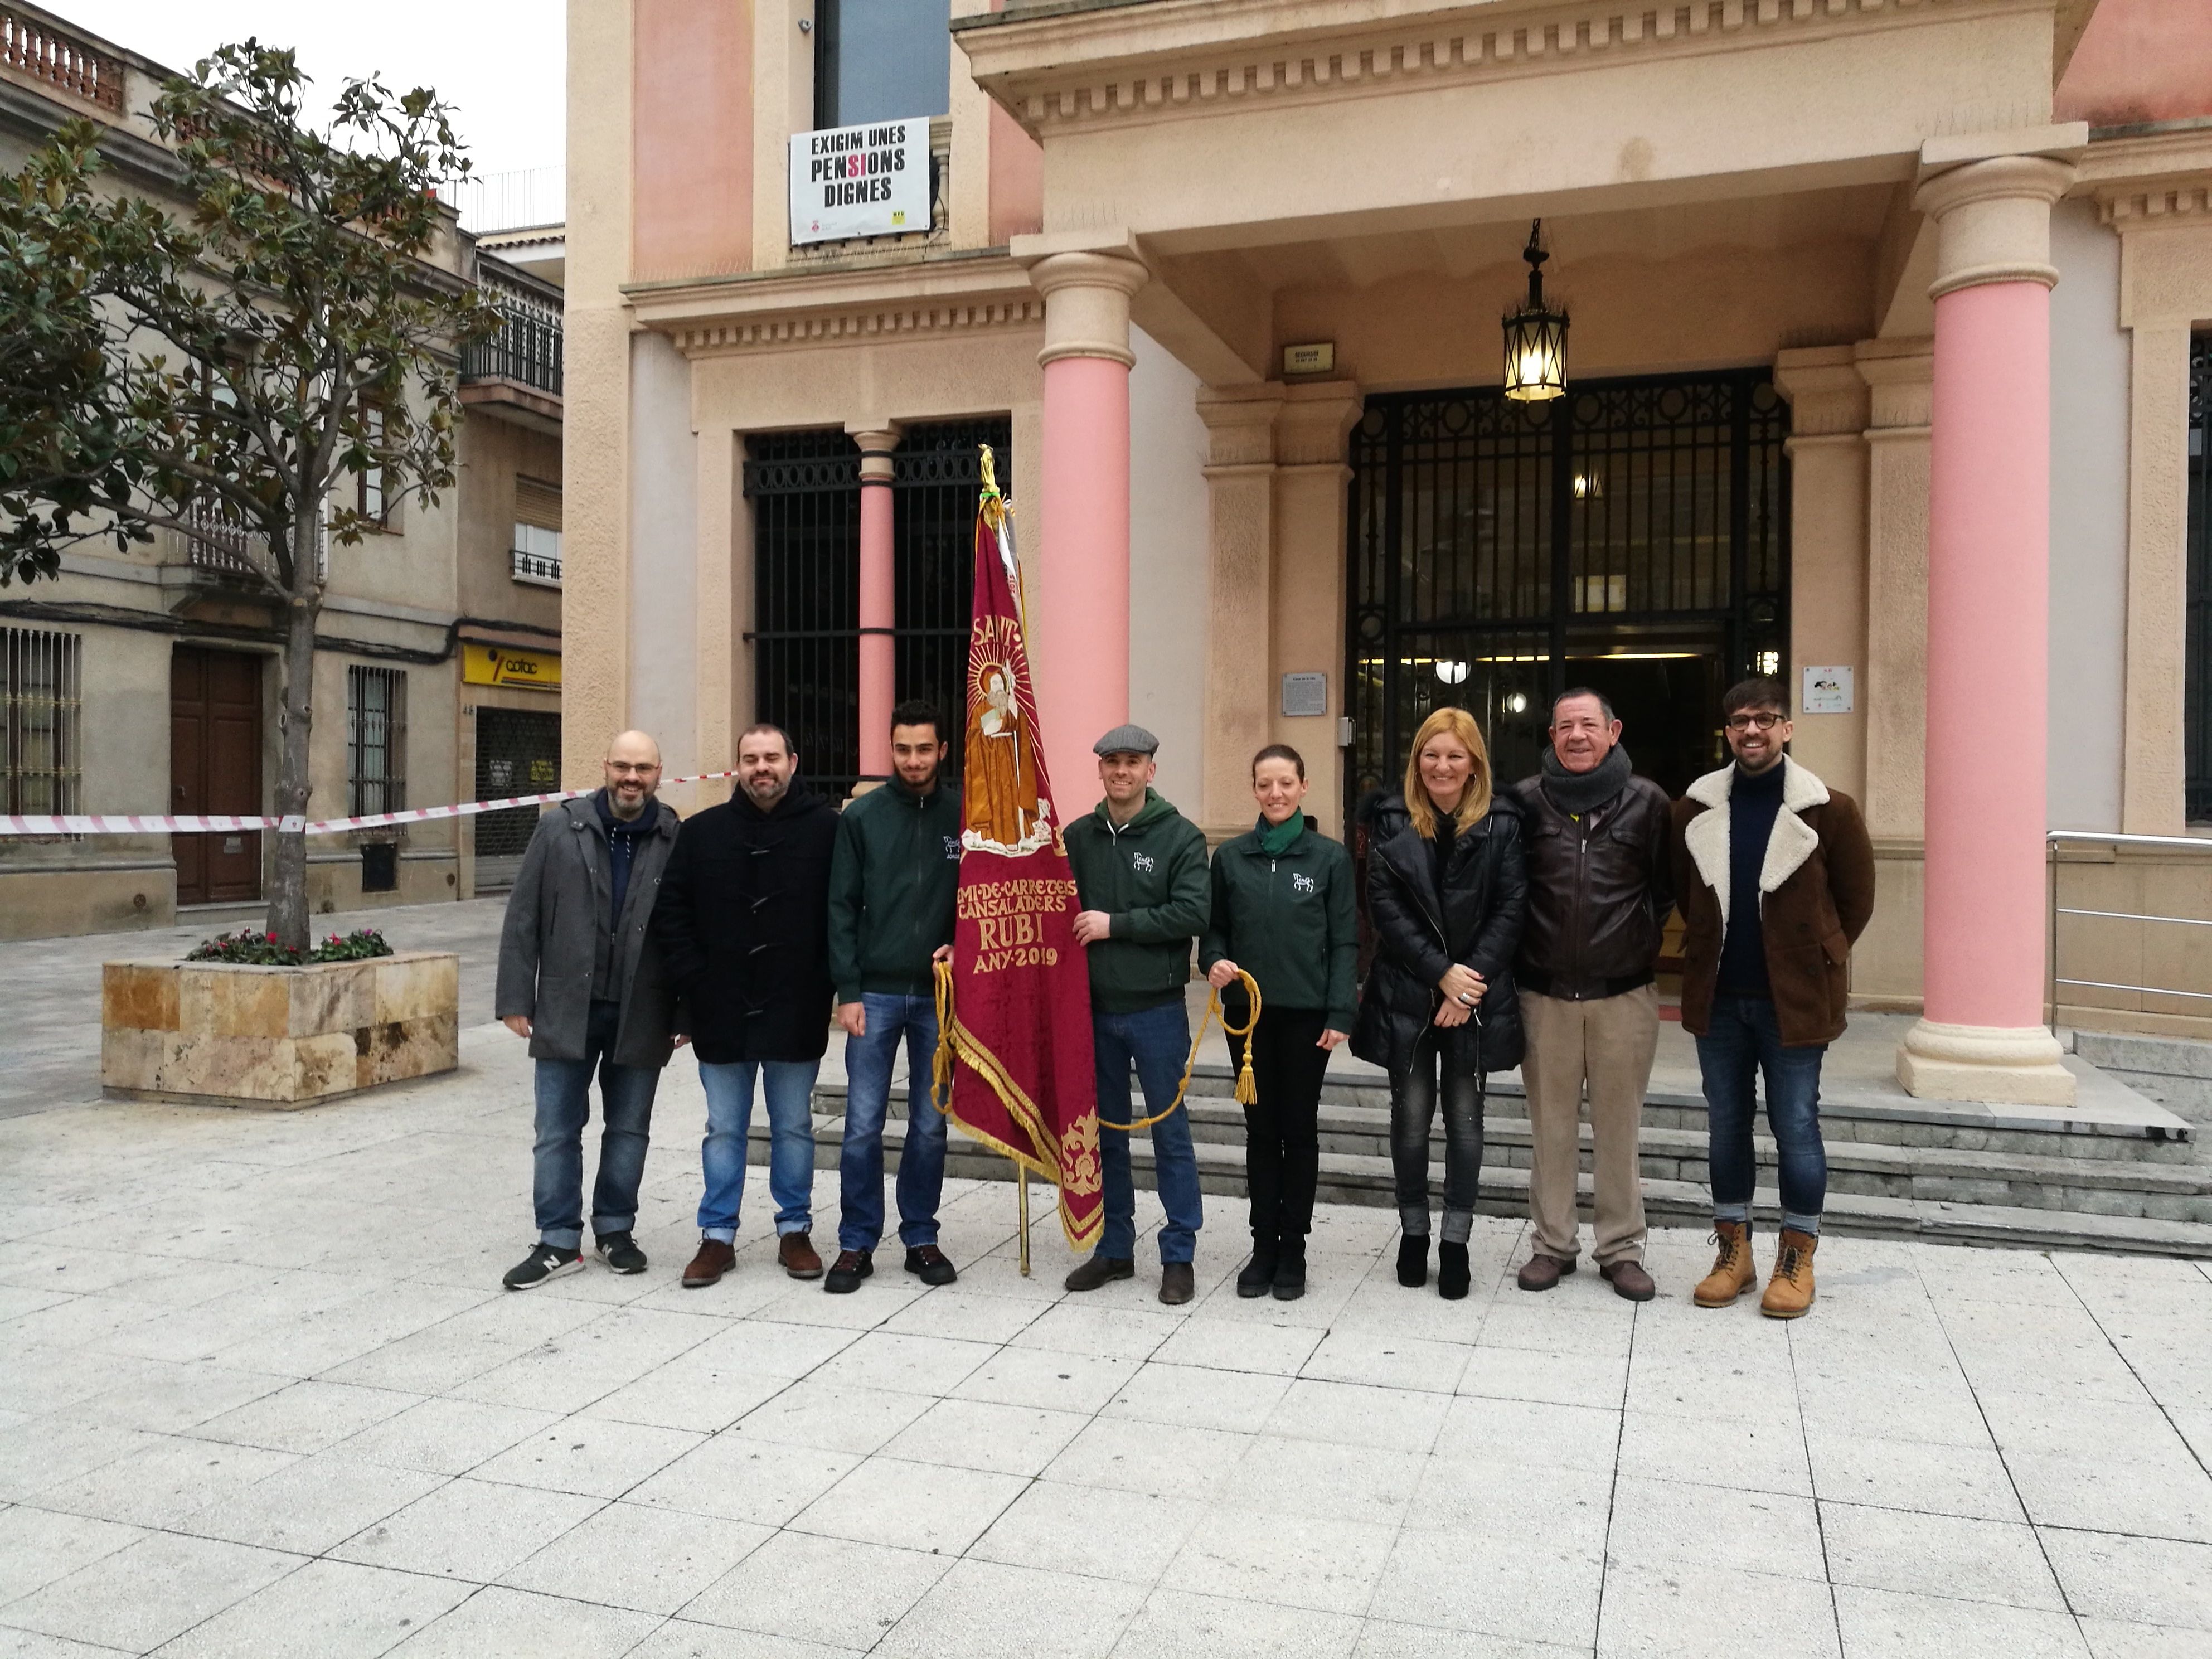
(1540, 743, 1634, 818)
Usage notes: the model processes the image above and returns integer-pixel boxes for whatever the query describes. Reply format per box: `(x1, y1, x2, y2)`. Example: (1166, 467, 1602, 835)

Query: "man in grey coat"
(496, 729, 682, 1288)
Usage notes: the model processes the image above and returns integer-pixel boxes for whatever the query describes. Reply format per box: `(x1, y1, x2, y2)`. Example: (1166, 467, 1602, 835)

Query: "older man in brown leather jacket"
(1509, 690, 1673, 1301)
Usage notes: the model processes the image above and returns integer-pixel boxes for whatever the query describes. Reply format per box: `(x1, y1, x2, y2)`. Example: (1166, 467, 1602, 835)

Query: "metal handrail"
(2046, 828, 2212, 1032)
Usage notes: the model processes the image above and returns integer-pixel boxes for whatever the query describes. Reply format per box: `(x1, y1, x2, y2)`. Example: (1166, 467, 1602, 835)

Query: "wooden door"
(171, 648, 263, 904)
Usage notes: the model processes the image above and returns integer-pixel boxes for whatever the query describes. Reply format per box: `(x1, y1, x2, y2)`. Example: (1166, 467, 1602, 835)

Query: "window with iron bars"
(1, 627, 82, 815)
(2189, 332, 2211, 824)
(745, 419, 1002, 797)
(347, 665, 407, 819)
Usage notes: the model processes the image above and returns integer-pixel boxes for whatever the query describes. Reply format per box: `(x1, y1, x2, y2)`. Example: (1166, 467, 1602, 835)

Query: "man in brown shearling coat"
(1670, 677, 1875, 1320)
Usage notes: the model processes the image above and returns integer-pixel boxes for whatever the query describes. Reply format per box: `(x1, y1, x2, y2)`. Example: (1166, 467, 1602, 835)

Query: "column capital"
(1772, 346, 1868, 438)
(1914, 147, 2078, 300)
(1018, 246, 1148, 370)
(845, 423, 901, 482)
(1853, 337, 1934, 431)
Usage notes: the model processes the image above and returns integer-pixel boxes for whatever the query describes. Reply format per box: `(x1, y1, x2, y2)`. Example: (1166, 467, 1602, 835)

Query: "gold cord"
(929, 962, 1263, 1126)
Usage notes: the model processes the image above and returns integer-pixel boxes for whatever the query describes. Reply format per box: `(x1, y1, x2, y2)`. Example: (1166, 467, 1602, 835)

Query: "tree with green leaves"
(0, 41, 498, 948)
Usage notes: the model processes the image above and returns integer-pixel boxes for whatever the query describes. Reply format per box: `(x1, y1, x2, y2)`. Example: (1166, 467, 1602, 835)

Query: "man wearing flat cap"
(1061, 725, 1211, 1304)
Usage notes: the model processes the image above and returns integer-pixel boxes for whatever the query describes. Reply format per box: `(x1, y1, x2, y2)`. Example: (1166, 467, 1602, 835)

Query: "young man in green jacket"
(824, 699, 962, 1293)
(1061, 725, 1212, 1305)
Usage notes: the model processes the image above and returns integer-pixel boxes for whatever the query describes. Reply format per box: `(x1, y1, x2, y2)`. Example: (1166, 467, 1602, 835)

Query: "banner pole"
(1017, 1167, 1031, 1277)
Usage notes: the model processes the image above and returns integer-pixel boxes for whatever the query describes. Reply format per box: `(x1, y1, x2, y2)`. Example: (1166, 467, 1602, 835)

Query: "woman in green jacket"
(1200, 743, 1358, 1302)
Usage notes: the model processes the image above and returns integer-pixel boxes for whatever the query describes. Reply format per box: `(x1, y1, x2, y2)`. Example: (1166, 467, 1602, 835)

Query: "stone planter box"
(101, 952, 459, 1107)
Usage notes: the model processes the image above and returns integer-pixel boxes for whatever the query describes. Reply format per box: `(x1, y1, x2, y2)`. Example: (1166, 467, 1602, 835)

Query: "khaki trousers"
(1520, 985, 1660, 1266)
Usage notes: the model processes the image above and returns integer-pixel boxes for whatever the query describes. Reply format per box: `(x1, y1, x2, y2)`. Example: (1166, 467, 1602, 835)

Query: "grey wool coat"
(495, 793, 682, 1068)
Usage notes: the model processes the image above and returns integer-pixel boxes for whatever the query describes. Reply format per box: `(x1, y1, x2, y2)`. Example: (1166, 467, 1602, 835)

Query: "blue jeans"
(1095, 1000, 1205, 1265)
(1695, 993, 1828, 1235)
(697, 1059, 820, 1243)
(532, 998, 661, 1250)
(839, 993, 948, 1253)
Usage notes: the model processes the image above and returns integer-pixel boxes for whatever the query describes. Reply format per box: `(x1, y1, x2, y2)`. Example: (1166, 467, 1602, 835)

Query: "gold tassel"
(1234, 1044, 1258, 1106)
(929, 958, 957, 1113)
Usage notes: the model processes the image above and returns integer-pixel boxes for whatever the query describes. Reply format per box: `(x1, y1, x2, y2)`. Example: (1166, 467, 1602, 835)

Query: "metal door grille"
(748, 430, 862, 792)
(474, 706, 561, 882)
(1, 625, 81, 815)
(894, 418, 1002, 770)
(747, 419, 1003, 796)
(2187, 332, 2211, 824)
(1348, 370, 1787, 813)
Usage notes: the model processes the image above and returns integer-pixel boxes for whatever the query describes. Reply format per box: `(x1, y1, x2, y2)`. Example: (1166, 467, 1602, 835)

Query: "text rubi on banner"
(930, 448, 1102, 1250)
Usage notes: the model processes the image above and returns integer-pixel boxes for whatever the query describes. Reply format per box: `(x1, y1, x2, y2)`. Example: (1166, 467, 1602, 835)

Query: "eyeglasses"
(1723, 712, 1783, 733)
(605, 761, 661, 775)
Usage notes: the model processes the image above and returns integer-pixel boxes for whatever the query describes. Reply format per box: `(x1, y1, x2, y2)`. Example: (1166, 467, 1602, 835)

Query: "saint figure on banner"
(963, 661, 1048, 855)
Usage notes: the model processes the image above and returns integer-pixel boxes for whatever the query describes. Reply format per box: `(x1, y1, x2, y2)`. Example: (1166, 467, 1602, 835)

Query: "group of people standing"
(496, 672, 1873, 1323)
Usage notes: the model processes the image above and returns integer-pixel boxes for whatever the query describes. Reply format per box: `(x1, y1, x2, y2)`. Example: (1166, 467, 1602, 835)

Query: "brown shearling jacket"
(1669, 757, 1876, 1047)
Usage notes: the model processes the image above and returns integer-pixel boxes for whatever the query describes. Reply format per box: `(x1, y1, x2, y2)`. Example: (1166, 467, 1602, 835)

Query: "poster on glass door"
(788, 118, 930, 246)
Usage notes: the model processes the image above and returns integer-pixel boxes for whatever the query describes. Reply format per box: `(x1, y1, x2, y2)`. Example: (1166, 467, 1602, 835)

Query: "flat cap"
(1093, 723, 1160, 757)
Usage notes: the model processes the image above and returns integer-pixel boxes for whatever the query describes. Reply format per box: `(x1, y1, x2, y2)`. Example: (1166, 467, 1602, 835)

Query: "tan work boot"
(1760, 1229, 1818, 1320)
(1692, 1221, 1758, 1308)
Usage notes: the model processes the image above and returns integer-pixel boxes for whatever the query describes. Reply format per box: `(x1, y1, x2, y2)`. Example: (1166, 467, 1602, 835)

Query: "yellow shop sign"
(463, 644, 561, 690)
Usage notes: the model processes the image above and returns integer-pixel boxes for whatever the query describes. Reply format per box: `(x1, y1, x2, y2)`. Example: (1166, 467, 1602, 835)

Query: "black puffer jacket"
(1351, 791, 1527, 1077)
(651, 784, 838, 1064)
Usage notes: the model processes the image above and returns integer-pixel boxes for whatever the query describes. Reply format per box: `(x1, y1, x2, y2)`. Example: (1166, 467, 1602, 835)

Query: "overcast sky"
(53, 1, 565, 177)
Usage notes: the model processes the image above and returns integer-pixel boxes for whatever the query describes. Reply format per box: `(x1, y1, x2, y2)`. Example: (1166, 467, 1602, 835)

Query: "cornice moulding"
(958, 0, 2052, 139)
(626, 255, 1044, 356)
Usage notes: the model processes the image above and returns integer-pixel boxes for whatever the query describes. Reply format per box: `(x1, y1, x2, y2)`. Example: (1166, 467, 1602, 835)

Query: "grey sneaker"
(594, 1231, 648, 1274)
(503, 1243, 583, 1291)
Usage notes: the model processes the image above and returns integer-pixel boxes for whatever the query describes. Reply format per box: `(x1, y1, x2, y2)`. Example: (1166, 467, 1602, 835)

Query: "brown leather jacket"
(1669, 757, 1876, 1046)
(1510, 772, 1674, 1000)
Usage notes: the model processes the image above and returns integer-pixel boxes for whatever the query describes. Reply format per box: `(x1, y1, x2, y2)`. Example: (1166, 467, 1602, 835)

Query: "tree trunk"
(266, 538, 319, 951)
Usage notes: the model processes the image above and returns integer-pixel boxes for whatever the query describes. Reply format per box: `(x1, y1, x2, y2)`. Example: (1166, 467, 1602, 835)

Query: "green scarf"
(1256, 813, 1304, 855)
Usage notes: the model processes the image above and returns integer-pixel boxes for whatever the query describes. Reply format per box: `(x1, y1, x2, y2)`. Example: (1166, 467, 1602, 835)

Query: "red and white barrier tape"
(0, 771, 748, 837)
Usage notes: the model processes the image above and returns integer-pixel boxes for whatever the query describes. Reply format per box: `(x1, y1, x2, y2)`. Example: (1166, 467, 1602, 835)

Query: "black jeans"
(1228, 1002, 1330, 1243)
(1389, 1029, 1485, 1243)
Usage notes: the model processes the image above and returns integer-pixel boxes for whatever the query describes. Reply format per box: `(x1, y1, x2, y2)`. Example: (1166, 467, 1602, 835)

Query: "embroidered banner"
(935, 449, 1101, 1249)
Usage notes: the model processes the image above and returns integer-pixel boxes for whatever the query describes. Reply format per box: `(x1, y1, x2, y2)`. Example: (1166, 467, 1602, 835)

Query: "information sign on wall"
(788, 119, 930, 246)
(1801, 665, 1854, 714)
(1281, 672, 1329, 717)
(463, 644, 562, 690)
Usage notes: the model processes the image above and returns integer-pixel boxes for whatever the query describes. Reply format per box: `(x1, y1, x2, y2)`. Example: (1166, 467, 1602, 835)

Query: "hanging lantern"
(1502, 219, 1568, 403)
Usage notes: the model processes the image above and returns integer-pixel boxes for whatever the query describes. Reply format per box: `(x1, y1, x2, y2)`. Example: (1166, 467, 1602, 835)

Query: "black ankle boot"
(1272, 1238, 1307, 1302)
(1437, 1241, 1471, 1301)
(1396, 1233, 1429, 1288)
(1236, 1236, 1278, 1298)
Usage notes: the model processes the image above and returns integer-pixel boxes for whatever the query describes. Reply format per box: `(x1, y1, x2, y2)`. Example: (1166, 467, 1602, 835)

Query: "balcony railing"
(181, 497, 266, 578)
(463, 268, 562, 397)
(510, 546, 562, 588)
(1, 5, 125, 114)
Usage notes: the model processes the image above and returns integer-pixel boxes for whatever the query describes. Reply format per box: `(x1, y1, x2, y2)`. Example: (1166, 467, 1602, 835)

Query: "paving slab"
(2, 1006, 2211, 1656)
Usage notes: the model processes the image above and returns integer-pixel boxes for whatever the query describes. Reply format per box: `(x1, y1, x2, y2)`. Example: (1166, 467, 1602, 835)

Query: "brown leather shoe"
(681, 1238, 735, 1289)
(1158, 1262, 1195, 1306)
(1064, 1253, 1135, 1293)
(1760, 1229, 1818, 1319)
(1600, 1259, 1657, 1302)
(1516, 1253, 1576, 1292)
(1694, 1221, 1758, 1308)
(778, 1232, 824, 1280)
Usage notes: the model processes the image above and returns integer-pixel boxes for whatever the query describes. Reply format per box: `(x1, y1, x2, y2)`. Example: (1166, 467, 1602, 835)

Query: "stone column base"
(1896, 1019, 2076, 1107)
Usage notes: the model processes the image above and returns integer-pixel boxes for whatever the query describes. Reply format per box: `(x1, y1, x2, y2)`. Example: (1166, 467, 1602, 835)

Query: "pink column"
(851, 429, 900, 784)
(1899, 151, 2077, 1106)
(1923, 282, 2049, 1025)
(1023, 251, 1147, 809)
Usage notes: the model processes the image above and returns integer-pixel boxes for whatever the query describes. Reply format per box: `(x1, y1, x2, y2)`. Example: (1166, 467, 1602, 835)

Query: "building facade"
(569, 0, 2212, 1090)
(0, 4, 567, 937)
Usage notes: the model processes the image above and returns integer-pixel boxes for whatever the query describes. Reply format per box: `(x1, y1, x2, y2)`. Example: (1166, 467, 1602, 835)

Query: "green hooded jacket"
(1199, 815, 1359, 1030)
(827, 773, 962, 1003)
(1063, 788, 1210, 1014)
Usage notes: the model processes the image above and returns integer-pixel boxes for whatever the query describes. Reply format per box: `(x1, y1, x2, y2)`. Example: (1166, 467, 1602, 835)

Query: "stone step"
(751, 1103, 2212, 1255)
(2071, 1031, 2212, 1128)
